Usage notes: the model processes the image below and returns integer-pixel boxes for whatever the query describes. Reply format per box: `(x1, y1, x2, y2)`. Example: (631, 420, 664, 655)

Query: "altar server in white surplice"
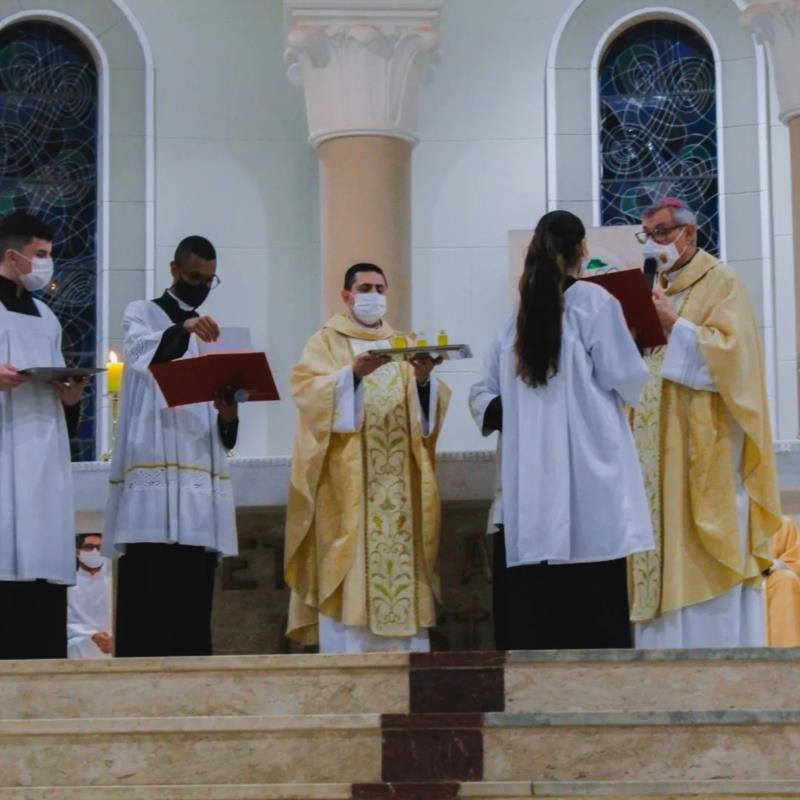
(469, 210, 653, 651)
(68, 534, 112, 658)
(103, 236, 239, 657)
(0, 212, 89, 660)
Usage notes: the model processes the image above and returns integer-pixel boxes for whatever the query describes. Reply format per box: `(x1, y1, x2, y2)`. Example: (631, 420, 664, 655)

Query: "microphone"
(221, 388, 249, 405)
(644, 257, 658, 291)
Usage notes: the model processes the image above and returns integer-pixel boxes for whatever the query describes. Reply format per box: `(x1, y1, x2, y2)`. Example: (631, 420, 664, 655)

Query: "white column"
(743, 1, 800, 433)
(285, 0, 442, 331)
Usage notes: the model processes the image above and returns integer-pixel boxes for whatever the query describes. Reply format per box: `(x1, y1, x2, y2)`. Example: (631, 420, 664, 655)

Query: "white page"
(198, 327, 252, 355)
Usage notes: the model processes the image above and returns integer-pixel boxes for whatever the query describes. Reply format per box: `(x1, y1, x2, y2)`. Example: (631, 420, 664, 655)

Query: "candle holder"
(99, 391, 120, 462)
(101, 351, 124, 461)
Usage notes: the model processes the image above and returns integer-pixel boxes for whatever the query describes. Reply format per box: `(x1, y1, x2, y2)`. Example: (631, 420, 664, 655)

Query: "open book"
(581, 269, 667, 349)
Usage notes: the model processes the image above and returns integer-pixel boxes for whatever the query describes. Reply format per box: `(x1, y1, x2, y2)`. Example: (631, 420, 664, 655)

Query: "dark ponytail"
(515, 210, 586, 388)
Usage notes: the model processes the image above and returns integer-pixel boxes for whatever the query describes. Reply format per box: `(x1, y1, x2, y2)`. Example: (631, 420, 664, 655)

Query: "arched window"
(599, 20, 719, 254)
(0, 21, 98, 460)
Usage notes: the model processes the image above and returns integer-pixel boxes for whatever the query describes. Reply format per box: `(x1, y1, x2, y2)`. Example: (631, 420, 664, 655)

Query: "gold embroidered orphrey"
(628, 285, 691, 622)
(629, 345, 668, 622)
(362, 361, 418, 636)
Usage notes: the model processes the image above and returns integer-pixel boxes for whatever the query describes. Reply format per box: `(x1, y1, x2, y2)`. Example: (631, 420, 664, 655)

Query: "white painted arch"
(545, 0, 783, 438)
(0, 1, 154, 455)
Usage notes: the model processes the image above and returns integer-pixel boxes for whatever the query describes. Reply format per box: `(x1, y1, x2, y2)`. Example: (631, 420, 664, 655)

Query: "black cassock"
(114, 292, 238, 658)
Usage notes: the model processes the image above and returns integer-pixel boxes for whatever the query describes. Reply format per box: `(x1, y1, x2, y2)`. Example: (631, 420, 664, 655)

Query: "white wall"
(768, 62, 798, 441)
(122, 0, 318, 457)
(545, 0, 800, 442)
(411, 0, 573, 454)
(109, 0, 794, 457)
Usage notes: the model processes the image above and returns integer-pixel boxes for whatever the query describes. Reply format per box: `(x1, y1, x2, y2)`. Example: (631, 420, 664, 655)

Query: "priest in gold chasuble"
(285, 263, 451, 652)
(630, 200, 781, 648)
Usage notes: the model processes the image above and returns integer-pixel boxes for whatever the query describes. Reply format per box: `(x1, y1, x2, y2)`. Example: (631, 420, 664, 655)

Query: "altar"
(69, 447, 800, 656)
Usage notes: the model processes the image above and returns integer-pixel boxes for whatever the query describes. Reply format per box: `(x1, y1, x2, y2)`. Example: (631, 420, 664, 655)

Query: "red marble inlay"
(381, 714, 483, 782)
(410, 651, 506, 669)
(382, 713, 483, 730)
(352, 783, 460, 800)
(410, 666, 504, 714)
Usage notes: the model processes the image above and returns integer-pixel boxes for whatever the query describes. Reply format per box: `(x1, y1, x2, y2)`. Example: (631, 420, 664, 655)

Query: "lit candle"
(106, 350, 124, 394)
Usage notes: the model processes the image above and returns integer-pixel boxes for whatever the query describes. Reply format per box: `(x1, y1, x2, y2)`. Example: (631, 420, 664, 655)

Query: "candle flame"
(109, 350, 119, 364)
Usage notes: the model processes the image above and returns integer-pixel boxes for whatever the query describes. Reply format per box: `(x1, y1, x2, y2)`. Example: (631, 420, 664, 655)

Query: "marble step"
(4, 649, 800, 720)
(6, 710, 800, 788)
(504, 649, 800, 714)
(0, 714, 382, 787)
(0, 654, 409, 719)
(529, 781, 800, 798)
(0, 786, 350, 800)
(0, 785, 350, 799)
(483, 710, 800, 783)
(0, 783, 799, 799)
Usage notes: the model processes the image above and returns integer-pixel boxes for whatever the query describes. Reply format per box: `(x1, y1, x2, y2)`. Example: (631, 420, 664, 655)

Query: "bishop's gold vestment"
(284, 314, 450, 645)
(629, 250, 781, 622)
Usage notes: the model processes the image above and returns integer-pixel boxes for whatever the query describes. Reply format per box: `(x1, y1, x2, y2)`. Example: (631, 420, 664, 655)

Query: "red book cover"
(150, 351, 280, 408)
(581, 269, 667, 349)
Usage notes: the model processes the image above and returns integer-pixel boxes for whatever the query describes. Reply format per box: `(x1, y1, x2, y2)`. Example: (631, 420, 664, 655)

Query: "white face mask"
(352, 292, 386, 325)
(15, 253, 54, 292)
(642, 237, 683, 273)
(78, 551, 104, 570)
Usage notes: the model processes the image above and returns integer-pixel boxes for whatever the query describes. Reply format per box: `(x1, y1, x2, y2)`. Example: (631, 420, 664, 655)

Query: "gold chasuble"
(284, 314, 451, 645)
(766, 517, 800, 647)
(629, 250, 781, 621)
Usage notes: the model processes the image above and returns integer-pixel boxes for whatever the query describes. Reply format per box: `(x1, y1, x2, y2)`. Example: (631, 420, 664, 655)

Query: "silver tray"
(366, 344, 473, 361)
(19, 366, 106, 382)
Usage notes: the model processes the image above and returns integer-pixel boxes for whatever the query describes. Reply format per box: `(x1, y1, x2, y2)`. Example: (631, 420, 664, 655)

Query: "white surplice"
(469, 280, 654, 567)
(0, 300, 75, 584)
(318, 336, 439, 654)
(103, 300, 237, 558)
(67, 563, 112, 658)
(635, 272, 766, 648)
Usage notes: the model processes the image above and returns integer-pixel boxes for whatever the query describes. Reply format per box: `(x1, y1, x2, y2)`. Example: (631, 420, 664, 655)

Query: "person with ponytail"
(469, 210, 653, 650)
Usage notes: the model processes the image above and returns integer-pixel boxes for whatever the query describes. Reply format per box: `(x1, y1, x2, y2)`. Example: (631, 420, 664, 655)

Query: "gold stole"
(362, 362, 417, 636)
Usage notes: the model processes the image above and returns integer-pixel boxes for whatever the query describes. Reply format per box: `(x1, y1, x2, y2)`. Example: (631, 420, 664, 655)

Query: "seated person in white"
(68, 534, 112, 658)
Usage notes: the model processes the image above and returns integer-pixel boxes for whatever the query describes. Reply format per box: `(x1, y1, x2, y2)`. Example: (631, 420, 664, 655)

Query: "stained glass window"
(599, 20, 719, 254)
(0, 21, 98, 460)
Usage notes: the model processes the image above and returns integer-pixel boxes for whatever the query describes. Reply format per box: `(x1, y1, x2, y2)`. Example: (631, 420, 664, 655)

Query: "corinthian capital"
(284, 0, 442, 146)
(742, 1, 800, 123)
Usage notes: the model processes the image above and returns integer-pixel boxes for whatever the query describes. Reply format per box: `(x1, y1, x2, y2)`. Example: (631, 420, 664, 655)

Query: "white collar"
(167, 290, 195, 312)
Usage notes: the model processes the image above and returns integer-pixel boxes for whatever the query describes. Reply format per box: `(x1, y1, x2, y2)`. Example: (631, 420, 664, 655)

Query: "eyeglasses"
(635, 224, 686, 245)
(79, 543, 101, 552)
(179, 269, 221, 290)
